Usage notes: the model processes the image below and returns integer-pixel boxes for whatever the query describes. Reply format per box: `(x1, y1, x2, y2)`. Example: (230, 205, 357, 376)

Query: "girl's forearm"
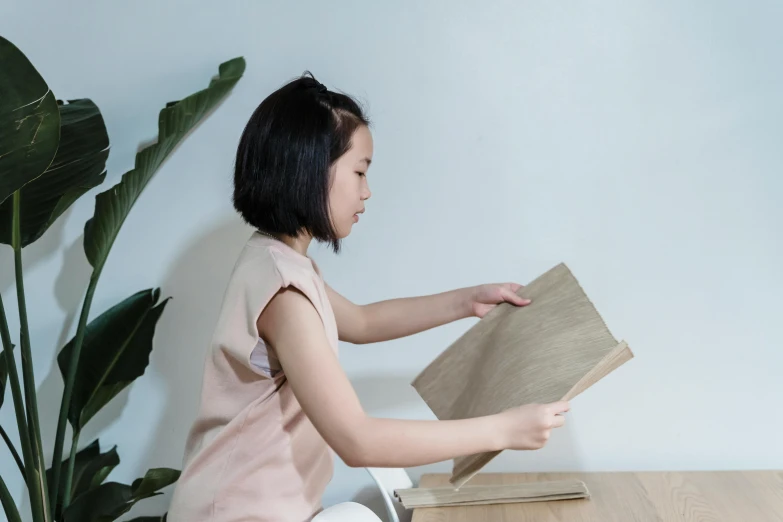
(344, 414, 504, 468)
(359, 287, 474, 344)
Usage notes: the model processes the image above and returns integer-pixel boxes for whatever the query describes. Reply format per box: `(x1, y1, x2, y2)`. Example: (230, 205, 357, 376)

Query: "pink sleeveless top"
(167, 232, 338, 522)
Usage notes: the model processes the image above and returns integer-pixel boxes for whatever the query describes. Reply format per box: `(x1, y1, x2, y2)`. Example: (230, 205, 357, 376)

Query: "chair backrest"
(365, 468, 414, 522)
(312, 501, 383, 522)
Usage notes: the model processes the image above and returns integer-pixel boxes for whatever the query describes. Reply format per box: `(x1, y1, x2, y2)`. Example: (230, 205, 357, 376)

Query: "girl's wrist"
(458, 286, 478, 319)
(485, 412, 509, 452)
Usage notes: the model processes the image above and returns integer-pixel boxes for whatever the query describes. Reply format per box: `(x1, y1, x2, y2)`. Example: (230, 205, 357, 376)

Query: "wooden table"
(412, 471, 783, 521)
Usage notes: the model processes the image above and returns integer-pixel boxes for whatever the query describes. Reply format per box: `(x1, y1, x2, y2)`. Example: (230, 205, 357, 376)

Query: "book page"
(411, 263, 634, 487)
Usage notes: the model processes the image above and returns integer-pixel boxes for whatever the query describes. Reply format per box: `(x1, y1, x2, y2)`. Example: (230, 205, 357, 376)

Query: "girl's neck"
(277, 233, 312, 258)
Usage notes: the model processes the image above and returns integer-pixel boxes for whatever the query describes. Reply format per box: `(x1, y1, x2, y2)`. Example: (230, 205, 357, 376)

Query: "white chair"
(312, 501, 383, 522)
(365, 468, 414, 522)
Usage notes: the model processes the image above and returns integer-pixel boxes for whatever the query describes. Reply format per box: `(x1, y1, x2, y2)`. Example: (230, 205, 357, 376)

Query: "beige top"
(167, 231, 338, 522)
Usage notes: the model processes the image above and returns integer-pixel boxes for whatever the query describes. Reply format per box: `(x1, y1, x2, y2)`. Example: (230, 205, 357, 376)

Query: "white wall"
(1, 1, 781, 520)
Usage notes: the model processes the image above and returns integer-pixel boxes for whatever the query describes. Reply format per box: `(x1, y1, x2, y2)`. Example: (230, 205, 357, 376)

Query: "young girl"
(166, 73, 569, 522)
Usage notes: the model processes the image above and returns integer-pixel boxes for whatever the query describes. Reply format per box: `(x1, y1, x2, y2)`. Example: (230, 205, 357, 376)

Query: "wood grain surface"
(411, 471, 783, 521)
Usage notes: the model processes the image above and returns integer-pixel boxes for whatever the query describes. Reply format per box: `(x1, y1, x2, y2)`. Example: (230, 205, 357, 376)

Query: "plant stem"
(50, 272, 100, 515)
(12, 192, 51, 522)
(0, 473, 23, 522)
(0, 294, 40, 521)
(0, 424, 25, 482)
(62, 429, 80, 506)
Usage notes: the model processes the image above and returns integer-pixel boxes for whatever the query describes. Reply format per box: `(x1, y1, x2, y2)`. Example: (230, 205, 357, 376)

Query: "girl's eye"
(356, 171, 365, 177)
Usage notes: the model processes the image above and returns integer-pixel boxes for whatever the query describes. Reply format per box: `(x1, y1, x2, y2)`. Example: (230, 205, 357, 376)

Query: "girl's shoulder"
(233, 231, 320, 287)
(213, 232, 329, 377)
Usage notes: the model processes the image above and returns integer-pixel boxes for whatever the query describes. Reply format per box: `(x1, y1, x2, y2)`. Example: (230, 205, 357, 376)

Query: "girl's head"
(233, 72, 373, 254)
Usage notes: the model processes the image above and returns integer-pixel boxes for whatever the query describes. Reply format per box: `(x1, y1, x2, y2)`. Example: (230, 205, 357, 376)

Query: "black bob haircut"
(233, 71, 370, 254)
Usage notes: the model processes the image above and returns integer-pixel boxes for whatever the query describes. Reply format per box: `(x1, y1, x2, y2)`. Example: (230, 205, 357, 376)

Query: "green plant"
(0, 35, 245, 521)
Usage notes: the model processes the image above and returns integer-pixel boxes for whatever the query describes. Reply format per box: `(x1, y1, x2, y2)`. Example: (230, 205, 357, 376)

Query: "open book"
(411, 262, 633, 488)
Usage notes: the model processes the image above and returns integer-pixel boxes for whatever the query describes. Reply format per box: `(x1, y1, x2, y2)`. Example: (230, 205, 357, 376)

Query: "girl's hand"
(495, 401, 570, 450)
(468, 283, 531, 319)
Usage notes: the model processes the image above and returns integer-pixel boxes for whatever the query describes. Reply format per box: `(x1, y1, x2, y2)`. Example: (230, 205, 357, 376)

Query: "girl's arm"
(326, 282, 471, 345)
(258, 286, 566, 468)
(326, 282, 530, 345)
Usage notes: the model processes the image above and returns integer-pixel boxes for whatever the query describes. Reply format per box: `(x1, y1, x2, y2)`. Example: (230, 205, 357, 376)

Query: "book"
(393, 479, 590, 508)
(411, 262, 634, 488)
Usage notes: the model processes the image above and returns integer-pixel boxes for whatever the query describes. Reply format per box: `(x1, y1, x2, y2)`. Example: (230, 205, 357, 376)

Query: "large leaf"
(83, 57, 245, 271)
(0, 99, 109, 246)
(0, 36, 61, 206)
(57, 288, 170, 430)
(62, 468, 180, 522)
(0, 344, 11, 410)
(46, 439, 120, 518)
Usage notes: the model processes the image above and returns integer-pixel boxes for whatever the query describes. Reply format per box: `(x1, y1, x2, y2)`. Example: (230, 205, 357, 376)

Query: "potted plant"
(0, 35, 245, 521)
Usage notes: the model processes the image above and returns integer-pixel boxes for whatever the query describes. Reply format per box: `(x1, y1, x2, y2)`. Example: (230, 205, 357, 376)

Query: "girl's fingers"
(503, 287, 530, 305)
(549, 401, 571, 414)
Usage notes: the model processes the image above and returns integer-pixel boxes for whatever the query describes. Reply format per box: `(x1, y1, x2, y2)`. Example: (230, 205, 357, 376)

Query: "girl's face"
(328, 125, 373, 238)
